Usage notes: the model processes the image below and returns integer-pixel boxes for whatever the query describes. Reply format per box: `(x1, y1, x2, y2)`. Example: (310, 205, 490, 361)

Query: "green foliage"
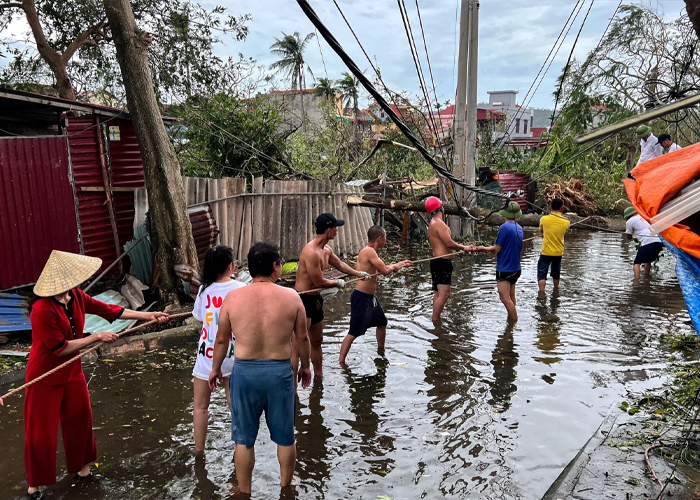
(269, 31, 315, 91)
(313, 77, 337, 100)
(337, 71, 360, 112)
(0, 0, 251, 101)
(364, 127, 434, 180)
(170, 93, 288, 179)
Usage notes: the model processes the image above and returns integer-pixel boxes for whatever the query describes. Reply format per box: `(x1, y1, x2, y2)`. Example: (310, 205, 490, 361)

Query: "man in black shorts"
(425, 197, 471, 324)
(294, 213, 368, 378)
(625, 206, 664, 279)
(338, 226, 411, 364)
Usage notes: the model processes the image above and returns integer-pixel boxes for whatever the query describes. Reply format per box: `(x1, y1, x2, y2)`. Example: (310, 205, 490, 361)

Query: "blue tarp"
(0, 293, 30, 333)
(662, 236, 700, 334)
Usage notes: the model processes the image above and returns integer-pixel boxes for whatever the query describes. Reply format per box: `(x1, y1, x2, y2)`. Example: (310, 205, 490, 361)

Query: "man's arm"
(305, 250, 344, 288)
(367, 250, 410, 275)
(475, 244, 502, 254)
(436, 223, 469, 253)
(294, 298, 312, 388)
(328, 250, 363, 278)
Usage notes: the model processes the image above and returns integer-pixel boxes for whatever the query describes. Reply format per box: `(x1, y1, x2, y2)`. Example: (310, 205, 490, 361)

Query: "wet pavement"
(0, 229, 695, 499)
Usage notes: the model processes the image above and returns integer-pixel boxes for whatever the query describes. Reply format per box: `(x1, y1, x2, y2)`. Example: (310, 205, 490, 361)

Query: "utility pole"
(465, 1, 479, 220)
(451, 0, 470, 236)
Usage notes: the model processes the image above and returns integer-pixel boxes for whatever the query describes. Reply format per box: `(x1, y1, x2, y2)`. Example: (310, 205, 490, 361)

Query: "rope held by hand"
(0, 312, 193, 402)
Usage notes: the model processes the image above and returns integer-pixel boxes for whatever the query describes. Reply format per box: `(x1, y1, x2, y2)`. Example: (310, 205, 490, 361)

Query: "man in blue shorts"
(474, 201, 524, 321)
(209, 243, 312, 495)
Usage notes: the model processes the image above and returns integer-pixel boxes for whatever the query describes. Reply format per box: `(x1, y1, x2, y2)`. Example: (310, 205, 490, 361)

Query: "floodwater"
(0, 230, 695, 500)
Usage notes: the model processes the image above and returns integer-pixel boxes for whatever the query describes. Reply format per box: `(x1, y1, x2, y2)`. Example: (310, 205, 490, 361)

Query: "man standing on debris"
(294, 213, 369, 378)
(426, 197, 472, 325)
(474, 201, 524, 322)
(537, 198, 570, 294)
(209, 242, 312, 495)
(636, 125, 663, 165)
(657, 133, 682, 153)
(624, 207, 664, 279)
(338, 225, 411, 365)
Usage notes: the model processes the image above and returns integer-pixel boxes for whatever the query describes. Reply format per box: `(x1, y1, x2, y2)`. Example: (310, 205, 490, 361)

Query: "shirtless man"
(426, 196, 471, 324)
(209, 242, 311, 495)
(294, 213, 368, 378)
(338, 226, 411, 364)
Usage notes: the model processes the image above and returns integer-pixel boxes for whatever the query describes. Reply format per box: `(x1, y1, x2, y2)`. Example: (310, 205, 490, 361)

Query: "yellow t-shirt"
(539, 214, 571, 256)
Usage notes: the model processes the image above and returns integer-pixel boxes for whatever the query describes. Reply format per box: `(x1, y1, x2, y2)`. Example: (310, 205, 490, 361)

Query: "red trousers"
(24, 377, 97, 486)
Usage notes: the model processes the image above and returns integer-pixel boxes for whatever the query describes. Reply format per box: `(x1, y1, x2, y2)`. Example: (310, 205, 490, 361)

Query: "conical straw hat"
(33, 251, 102, 297)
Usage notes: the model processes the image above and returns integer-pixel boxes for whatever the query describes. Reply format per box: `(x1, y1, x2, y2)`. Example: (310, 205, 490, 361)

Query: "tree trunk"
(103, 0, 198, 303)
(686, 1, 700, 38)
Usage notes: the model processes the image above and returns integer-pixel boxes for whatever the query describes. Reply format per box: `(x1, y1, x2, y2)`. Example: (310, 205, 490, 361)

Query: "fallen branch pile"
(542, 179, 600, 216)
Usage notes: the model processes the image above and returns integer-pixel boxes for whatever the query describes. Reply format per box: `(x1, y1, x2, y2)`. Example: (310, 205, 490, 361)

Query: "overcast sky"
(221, 0, 688, 109)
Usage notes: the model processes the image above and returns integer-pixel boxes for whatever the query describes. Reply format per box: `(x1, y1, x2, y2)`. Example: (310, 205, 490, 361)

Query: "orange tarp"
(624, 142, 700, 260)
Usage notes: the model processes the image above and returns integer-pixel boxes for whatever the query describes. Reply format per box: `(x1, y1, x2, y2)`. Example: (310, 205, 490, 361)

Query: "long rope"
(0, 312, 193, 401)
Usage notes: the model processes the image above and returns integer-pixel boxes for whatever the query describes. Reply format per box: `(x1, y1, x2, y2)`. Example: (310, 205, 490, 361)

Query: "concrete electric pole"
(451, 0, 479, 236)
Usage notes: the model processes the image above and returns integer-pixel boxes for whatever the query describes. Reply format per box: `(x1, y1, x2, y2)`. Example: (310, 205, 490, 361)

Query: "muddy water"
(0, 230, 695, 500)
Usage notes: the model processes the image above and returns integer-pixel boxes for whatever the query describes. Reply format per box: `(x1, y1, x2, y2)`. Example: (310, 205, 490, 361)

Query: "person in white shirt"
(624, 206, 664, 279)
(636, 125, 663, 165)
(657, 133, 682, 153)
(192, 245, 246, 453)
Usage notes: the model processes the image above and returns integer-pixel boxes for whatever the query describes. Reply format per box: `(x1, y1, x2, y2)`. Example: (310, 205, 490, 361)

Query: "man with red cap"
(425, 197, 471, 324)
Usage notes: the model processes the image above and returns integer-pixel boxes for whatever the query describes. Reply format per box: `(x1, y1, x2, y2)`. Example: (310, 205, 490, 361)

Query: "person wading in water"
(338, 225, 411, 365)
(191, 245, 245, 454)
(294, 213, 368, 378)
(426, 197, 471, 325)
(209, 243, 312, 495)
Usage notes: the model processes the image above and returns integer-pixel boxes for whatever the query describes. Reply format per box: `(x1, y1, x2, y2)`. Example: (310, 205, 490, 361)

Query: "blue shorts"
(537, 255, 562, 281)
(230, 359, 295, 448)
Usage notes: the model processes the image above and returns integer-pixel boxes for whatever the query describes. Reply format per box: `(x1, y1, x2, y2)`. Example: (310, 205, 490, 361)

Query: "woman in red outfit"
(18, 251, 169, 499)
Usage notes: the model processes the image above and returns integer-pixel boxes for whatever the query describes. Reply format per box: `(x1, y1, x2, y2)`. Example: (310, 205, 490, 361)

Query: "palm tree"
(313, 77, 337, 101)
(337, 71, 360, 115)
(269, 31, 315, 132)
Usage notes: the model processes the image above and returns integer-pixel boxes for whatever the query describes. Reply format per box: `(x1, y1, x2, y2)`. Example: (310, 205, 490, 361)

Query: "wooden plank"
(252, 177, 264, 245)
(218, 178, 228, 247)
(270, 180, 282, 248)
(280, 197, 307, 262)
(310, 180, 320, 245)
(241, 178, 253, 263)
(332, 182, 347, 257)
(345, 184, 362, 254)
(321, 180, 336, 254)
(206, 178, 218, 243)
(262, 179, 275, 243)
(303, 180, 312, 247)
(196, 177, 207, 204)
(184, 176, 197, 206)
(232, 178, 246, 263)
(80, 186, 138, 192)
(225, 177, 237, 251)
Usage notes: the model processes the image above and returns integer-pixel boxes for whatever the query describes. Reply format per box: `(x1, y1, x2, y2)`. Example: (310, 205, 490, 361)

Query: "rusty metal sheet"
(497, 172, 534, 212)
(106, 120, 145, 188)
(0, 136, 79, 289)
(189, 205, 219, 269)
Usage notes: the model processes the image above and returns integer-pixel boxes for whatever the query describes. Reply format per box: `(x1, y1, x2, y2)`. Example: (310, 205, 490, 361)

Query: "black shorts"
(634, 242, 664, 264)
(348, 289, 388, 337)
(537, 255, 562, 281)
(430, 258, 453, 291)
(300, 294, 324, 325)
(496, 270, 521, 284)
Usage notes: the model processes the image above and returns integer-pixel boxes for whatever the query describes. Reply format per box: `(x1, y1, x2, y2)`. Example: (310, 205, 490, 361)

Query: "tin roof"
(0, 293, 30, 334)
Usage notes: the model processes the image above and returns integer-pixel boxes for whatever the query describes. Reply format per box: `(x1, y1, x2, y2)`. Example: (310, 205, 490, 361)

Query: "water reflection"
(341, 357, 395, 476)
(534, 292, 563, 366)
(295, 382, 331, 494)
(489, 323, 519, 411)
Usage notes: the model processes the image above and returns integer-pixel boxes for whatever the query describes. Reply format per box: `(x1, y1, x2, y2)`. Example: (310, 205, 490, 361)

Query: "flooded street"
(0, 230, 695, 500)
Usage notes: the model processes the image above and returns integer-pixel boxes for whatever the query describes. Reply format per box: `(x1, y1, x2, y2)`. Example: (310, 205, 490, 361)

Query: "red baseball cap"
(425, 196, 443, 214)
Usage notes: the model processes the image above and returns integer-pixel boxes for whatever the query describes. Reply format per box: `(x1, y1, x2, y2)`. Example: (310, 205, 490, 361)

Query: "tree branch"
(21, 0, 59, 63)
(61, 19, 108, 63)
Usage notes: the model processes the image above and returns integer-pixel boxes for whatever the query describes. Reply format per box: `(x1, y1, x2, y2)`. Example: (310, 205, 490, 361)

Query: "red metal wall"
(497, 172, 536, 212)
(67, 117, 145, 269)
(0, 136, 79, 289)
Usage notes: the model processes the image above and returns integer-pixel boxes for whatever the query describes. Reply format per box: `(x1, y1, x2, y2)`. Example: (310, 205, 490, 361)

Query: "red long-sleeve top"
(25, 288, 124, 386)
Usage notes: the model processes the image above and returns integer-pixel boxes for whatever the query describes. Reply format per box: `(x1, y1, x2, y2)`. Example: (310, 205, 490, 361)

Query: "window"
(523, 120, 528, 134)
(516, 118, 520, 133)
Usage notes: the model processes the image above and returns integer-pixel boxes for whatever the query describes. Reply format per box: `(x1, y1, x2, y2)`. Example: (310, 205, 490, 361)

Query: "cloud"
(224, 0, 687, 109)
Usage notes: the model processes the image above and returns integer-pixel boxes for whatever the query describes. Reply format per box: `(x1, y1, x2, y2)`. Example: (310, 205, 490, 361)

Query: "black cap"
(315, 213, 345, 234)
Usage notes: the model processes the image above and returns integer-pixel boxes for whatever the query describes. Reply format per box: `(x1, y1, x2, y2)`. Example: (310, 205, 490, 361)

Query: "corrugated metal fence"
(183, 176, 374, 262)
(0, 136, 80, 289)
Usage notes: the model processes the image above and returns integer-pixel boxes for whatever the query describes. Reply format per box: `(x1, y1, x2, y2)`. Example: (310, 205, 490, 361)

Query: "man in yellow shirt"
(538, 199, 570, 293)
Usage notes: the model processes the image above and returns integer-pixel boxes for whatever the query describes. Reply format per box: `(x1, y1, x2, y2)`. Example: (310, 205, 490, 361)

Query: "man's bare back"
(355, 246, 381, 295)
(428, 217, 455, 259)
(219, 282, 306, 361)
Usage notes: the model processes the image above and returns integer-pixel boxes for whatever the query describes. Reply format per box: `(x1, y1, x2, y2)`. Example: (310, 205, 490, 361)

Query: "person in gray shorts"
(209, 243, 312, 495)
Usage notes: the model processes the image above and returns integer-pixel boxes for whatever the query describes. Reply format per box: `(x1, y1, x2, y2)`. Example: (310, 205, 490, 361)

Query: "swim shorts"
(634, 242, 664, 264)
(430, 258, 454, 291)
(348, 289, 388, 338)
(496, 270, 521, 284)
(537, 255, 562, 281)
(300, 294, 324, 325)
(230, 359, 295, 448)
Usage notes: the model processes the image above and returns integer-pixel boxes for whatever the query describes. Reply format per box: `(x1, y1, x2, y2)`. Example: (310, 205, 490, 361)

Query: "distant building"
(435, 104, 506, 144)
(261, 88, 344, 135)
(483, 90, 534, 140)
(366, 102, 415, 134)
